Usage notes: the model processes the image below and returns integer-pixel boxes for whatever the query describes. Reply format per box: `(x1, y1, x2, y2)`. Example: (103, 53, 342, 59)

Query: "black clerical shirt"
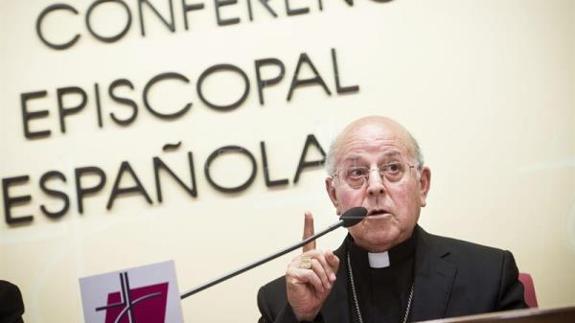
(345, 230, 417, 323)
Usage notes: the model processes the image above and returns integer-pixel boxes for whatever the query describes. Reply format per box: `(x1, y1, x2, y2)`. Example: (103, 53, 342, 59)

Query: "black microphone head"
(340, 207, 368, 228)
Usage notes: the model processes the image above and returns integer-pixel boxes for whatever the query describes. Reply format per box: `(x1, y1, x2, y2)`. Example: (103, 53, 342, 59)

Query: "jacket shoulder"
(423, 230, 511, 263)
(0, 280, 25, 322)
(419, 229, 526, 311)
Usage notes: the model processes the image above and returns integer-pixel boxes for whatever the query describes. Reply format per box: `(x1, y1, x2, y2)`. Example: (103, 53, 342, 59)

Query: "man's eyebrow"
(342, 156, 362, 163)
(380, 151, 401, 158)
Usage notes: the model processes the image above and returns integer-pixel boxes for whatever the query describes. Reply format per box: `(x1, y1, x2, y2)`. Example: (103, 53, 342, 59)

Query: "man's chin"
(352, 229, 402, 251)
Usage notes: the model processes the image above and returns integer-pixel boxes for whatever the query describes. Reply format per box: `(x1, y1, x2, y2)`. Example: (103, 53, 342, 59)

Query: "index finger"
(302, 211, 316, 252)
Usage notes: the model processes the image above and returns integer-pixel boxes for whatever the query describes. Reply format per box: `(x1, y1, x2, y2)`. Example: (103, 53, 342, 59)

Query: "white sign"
(79, 261, 183, 323)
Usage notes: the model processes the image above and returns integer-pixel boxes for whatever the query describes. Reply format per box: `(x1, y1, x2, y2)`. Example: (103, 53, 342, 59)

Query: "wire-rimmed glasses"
(334, 161, 416, 189)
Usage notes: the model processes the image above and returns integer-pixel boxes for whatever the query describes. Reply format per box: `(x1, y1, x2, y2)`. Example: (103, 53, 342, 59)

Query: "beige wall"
(1, 0, 574, 322)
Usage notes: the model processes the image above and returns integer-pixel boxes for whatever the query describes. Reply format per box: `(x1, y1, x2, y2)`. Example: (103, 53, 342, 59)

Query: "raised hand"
(285, 212, 340, 321)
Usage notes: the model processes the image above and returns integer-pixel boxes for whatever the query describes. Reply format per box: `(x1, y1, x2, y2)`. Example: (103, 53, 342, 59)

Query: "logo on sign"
(95, 272, 168, 323)
(80, 261, 183, 323)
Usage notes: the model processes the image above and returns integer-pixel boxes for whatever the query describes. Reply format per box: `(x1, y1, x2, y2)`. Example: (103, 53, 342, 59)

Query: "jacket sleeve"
(257, 285, 300, 323)
(496, 251, 528, 310)
(257, 284, 323, 323)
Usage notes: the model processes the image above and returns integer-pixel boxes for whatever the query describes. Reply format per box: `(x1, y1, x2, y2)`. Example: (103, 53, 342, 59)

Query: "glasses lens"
(340, 162, 411, 189)
(343, 166, 368, 189)
(382, 162, 406, 182)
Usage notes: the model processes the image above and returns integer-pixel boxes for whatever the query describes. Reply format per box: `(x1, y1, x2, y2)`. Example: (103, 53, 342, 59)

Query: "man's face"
(325, 121, 430, 252)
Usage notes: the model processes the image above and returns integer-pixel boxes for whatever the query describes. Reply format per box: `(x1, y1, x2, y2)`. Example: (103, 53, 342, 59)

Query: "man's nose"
(367, 168, 385, 196)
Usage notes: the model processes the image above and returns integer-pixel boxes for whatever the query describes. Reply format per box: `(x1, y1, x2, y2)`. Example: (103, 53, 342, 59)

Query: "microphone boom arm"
(180, 220, 344, 299)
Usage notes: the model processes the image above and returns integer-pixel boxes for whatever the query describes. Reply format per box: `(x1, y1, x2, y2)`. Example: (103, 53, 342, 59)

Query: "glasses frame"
(332, 161, 418, 190)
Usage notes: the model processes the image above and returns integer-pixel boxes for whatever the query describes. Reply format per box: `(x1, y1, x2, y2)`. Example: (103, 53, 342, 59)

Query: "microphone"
(180, 207, 367, 299)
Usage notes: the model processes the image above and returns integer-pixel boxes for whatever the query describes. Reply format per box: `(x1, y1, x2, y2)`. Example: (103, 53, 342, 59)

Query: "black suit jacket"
(257, 226, 527, 323)
(0, 280, 24, 323)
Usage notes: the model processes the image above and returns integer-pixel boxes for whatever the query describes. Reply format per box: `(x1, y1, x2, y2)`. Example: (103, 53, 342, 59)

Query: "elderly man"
(257, 116, 526, 323)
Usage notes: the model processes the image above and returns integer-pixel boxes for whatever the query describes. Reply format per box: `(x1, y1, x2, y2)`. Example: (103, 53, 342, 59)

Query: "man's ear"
(418, 166, 431, 207)
(325, 177, 341, 215)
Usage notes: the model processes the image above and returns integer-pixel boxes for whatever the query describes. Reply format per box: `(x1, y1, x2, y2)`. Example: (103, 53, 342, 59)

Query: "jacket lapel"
(319, 228, 458, 323)
(410, 227, 457, 322)
(321, 242, 350, 323)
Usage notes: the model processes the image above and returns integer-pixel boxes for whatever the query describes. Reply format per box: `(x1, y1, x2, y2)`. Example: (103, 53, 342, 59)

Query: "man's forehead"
(339, 127, 410, 153)
(327, 116, 420, 173)
(340, 150, 403, 163)
(343, 120, 409, 143)
(335, 122, 414, 159)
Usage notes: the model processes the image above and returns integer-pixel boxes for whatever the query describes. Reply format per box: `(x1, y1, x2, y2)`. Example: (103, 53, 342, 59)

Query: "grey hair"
(325, 129, 424, 176)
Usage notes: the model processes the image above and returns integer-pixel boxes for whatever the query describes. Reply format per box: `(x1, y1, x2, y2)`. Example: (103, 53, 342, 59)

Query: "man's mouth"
(367, 209, 389, 216)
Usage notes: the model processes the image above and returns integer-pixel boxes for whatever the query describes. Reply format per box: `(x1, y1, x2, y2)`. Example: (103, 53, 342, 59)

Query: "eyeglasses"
(334, 162, 416, 189)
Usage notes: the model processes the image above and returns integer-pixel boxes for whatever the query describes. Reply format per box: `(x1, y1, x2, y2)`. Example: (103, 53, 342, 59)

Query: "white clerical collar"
(368, 251, 390, 268)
